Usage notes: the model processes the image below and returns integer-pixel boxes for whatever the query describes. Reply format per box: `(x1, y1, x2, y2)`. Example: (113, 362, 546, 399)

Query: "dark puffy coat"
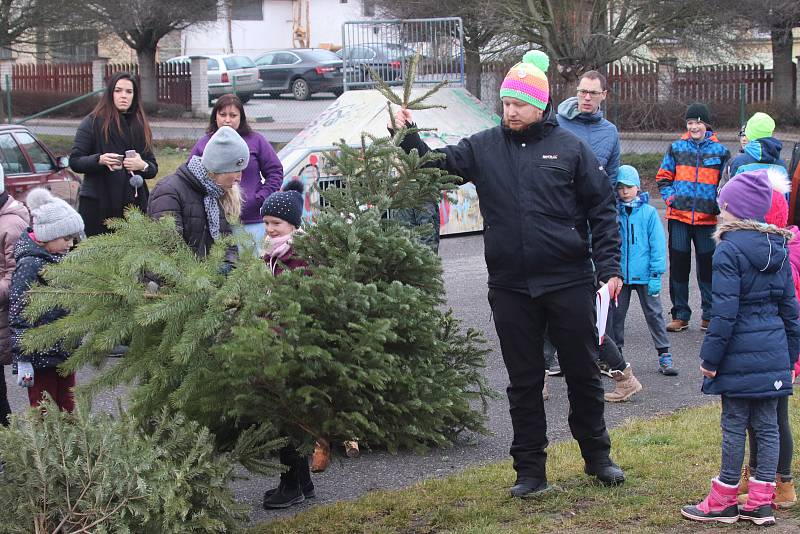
(9, 231, 70, 368)
(147, 164, 236, 263)
(70, 113, 158, 236)
(399, 108, 621, 297)
(700, 220, 800, 398)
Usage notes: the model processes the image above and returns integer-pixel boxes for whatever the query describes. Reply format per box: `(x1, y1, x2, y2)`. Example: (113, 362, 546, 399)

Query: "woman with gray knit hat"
(9, 188, 84, 412)
(148, 126, 248, 266)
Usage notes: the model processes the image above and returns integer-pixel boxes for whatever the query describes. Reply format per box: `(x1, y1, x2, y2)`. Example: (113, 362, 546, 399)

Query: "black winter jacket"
(70, 113, 158, 236)
(9, 231, 70, 368)
(147, 164, 236, 263)
(400, 110, 621, 297)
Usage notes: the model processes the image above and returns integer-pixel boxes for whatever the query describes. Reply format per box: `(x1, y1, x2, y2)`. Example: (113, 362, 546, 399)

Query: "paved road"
(4, 206, 717, 526)
(24, 95, 798, 156)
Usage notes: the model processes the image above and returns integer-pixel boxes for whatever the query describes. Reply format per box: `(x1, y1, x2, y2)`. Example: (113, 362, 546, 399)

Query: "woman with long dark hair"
(70, 72, 158, 236)
(189, 94, 283, 247)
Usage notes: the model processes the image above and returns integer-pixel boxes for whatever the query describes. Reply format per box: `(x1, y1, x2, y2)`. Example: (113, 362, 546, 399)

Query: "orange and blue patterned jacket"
(656, 131, 730, 226)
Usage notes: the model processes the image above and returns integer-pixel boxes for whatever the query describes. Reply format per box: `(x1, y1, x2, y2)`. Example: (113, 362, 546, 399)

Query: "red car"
(0, 125, 80, 208)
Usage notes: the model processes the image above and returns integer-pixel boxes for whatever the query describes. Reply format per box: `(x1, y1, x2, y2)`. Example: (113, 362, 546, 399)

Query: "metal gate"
(340, 17, 464, 91)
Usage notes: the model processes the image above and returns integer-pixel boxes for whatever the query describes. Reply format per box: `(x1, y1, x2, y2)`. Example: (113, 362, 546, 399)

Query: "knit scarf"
(187, 156, 224, 239)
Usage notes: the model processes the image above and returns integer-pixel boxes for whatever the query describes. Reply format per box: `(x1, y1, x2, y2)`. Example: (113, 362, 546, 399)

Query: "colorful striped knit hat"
(499, 50, 550, 111)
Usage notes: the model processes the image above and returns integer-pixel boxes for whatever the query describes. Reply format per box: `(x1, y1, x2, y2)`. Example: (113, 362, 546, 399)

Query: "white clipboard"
(596, 283, 611, 345)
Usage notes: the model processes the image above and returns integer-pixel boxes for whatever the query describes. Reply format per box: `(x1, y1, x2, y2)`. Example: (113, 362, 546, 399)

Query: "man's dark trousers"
(489, 283, 611, 479)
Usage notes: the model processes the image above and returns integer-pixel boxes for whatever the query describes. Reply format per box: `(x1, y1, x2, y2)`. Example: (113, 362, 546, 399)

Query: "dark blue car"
(255, 48, 344, 101)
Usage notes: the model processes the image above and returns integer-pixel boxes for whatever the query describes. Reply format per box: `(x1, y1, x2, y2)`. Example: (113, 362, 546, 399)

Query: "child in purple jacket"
(189, 94, 283, 246)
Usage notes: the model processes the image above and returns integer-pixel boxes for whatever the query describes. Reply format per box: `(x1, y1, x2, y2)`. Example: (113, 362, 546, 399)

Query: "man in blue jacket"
(546, 70, 629, 383)
(390, 50, 625, 497)
(556, 70, 621, 187)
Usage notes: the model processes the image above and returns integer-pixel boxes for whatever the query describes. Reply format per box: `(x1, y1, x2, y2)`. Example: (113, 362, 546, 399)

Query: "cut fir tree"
(20, 56, 496, 466)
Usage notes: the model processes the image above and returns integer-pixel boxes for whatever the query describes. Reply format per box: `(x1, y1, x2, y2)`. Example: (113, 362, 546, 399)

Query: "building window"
(0, 48, 11, 60)
(340, 0, 347, 3)
(232, 0, 263, 20)
(362, 0, 375, 16)
(50, 30, 98, 63)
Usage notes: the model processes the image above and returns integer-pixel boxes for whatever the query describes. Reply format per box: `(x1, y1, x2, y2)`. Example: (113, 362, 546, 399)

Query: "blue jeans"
(748, 395, 793, 479)
(667, 219, 715, 321)
(719, 395, 779, 485)
(242, 222, 267, 256)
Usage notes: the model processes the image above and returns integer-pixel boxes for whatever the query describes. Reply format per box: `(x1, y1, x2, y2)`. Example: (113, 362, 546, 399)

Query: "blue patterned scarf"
(187, 156, 224, 239)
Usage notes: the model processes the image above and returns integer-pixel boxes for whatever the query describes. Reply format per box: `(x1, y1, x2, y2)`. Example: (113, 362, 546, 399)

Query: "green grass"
(250, 397, 800, 533)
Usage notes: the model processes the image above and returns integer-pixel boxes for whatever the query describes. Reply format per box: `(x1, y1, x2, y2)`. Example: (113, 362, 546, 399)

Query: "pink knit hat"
(764, 168, 791, 227)
(499, 50, 550, 111)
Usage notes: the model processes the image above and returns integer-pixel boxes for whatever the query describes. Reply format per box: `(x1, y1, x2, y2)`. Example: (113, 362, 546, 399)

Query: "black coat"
(9, 231, 70, 369)
(147, 164, 236, 264)
(70, 113, 158, 236)
(399, 109, 621, 297)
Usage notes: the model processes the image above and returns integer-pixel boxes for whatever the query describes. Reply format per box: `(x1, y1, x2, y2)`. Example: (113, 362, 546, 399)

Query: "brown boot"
(542, 371, 549, 401)
(667, 318, 689, 332)
(310, 439, 330, 473)
(774, 476, 797, 508)
(604, 364, 642, 402)
(737, 465, 750, 505)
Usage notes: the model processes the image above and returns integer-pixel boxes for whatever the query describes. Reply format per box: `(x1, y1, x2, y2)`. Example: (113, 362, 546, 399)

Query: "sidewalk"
(21, 116, 800, 148)
(22, 116, 305, 144)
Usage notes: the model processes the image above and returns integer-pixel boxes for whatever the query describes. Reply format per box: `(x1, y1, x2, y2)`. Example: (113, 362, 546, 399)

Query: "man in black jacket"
(391, 50, 625, 497)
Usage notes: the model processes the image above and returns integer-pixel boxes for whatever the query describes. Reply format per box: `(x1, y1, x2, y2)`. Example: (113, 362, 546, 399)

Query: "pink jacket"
(787, 226, 800, 377)
(0, 195, 30, 365)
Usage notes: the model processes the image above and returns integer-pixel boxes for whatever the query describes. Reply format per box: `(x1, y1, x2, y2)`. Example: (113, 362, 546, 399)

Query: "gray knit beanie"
(26, 188, 84, 242)
(201, 125, 250, 173)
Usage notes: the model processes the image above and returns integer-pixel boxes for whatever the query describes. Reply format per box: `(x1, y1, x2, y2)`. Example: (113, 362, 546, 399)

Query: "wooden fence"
(482, 60, 784, 105)
(7, 61, 192, 110)
(11, 62, 93, 94)
(105, 62, 192, 110)
(673, 64, 773, 103)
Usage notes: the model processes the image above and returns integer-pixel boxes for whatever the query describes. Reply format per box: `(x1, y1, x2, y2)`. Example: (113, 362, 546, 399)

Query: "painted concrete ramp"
(278, 87, 500, 235)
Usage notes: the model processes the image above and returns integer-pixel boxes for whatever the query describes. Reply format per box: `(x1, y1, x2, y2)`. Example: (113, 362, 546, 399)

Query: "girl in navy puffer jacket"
(681, 170, 800, 526)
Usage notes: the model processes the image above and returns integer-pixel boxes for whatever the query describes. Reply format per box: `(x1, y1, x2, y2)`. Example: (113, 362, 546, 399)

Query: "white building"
(176, 0, 378, 59)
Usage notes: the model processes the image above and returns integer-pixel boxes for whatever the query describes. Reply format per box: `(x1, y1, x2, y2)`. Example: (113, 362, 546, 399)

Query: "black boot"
(510, 476, 551, 498)
(584, 458, 625, 486)
(264, 455, 315, 500)
(263, 447, 311, 509)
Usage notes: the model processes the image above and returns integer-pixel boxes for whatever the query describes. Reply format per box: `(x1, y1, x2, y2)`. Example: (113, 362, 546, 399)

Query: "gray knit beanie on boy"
(26, 188, 84, 242)
(201, 125, 250, 174)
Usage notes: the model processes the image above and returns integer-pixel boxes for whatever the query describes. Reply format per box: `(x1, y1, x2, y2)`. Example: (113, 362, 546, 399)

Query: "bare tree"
(509, 0, 708, 86)
(78, 0, 217, 105)
(0, 0, 88, 57)
(728, 1, 800, 106)
(373, 0, 522, 99)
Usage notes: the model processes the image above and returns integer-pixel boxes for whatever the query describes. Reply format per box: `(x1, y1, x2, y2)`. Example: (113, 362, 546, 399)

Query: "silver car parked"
(166, 54, 262, 105)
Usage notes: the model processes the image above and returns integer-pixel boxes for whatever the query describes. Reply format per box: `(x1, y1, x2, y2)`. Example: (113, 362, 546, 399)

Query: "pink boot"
(738, 478, 776, 526)
(681, 478, 739, 523)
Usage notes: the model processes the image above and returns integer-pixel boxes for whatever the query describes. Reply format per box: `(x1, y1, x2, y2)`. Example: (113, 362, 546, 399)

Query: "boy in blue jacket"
(611, 166, 674, 375)
(681, 170, 800, 526)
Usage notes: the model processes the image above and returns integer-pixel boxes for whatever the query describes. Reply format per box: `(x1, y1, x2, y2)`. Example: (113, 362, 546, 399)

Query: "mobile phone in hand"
(125, 150, 137, 159)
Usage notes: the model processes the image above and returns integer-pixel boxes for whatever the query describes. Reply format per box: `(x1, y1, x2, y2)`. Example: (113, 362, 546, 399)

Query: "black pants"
(0, 365, 10, 426)
(279, 445, 311, 488)
(488, 284, 612, 479)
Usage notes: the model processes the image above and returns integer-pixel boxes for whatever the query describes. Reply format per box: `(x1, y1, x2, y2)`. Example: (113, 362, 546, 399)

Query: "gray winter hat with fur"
(201, 125, 250, 173)
(26, 188, 84, 242)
